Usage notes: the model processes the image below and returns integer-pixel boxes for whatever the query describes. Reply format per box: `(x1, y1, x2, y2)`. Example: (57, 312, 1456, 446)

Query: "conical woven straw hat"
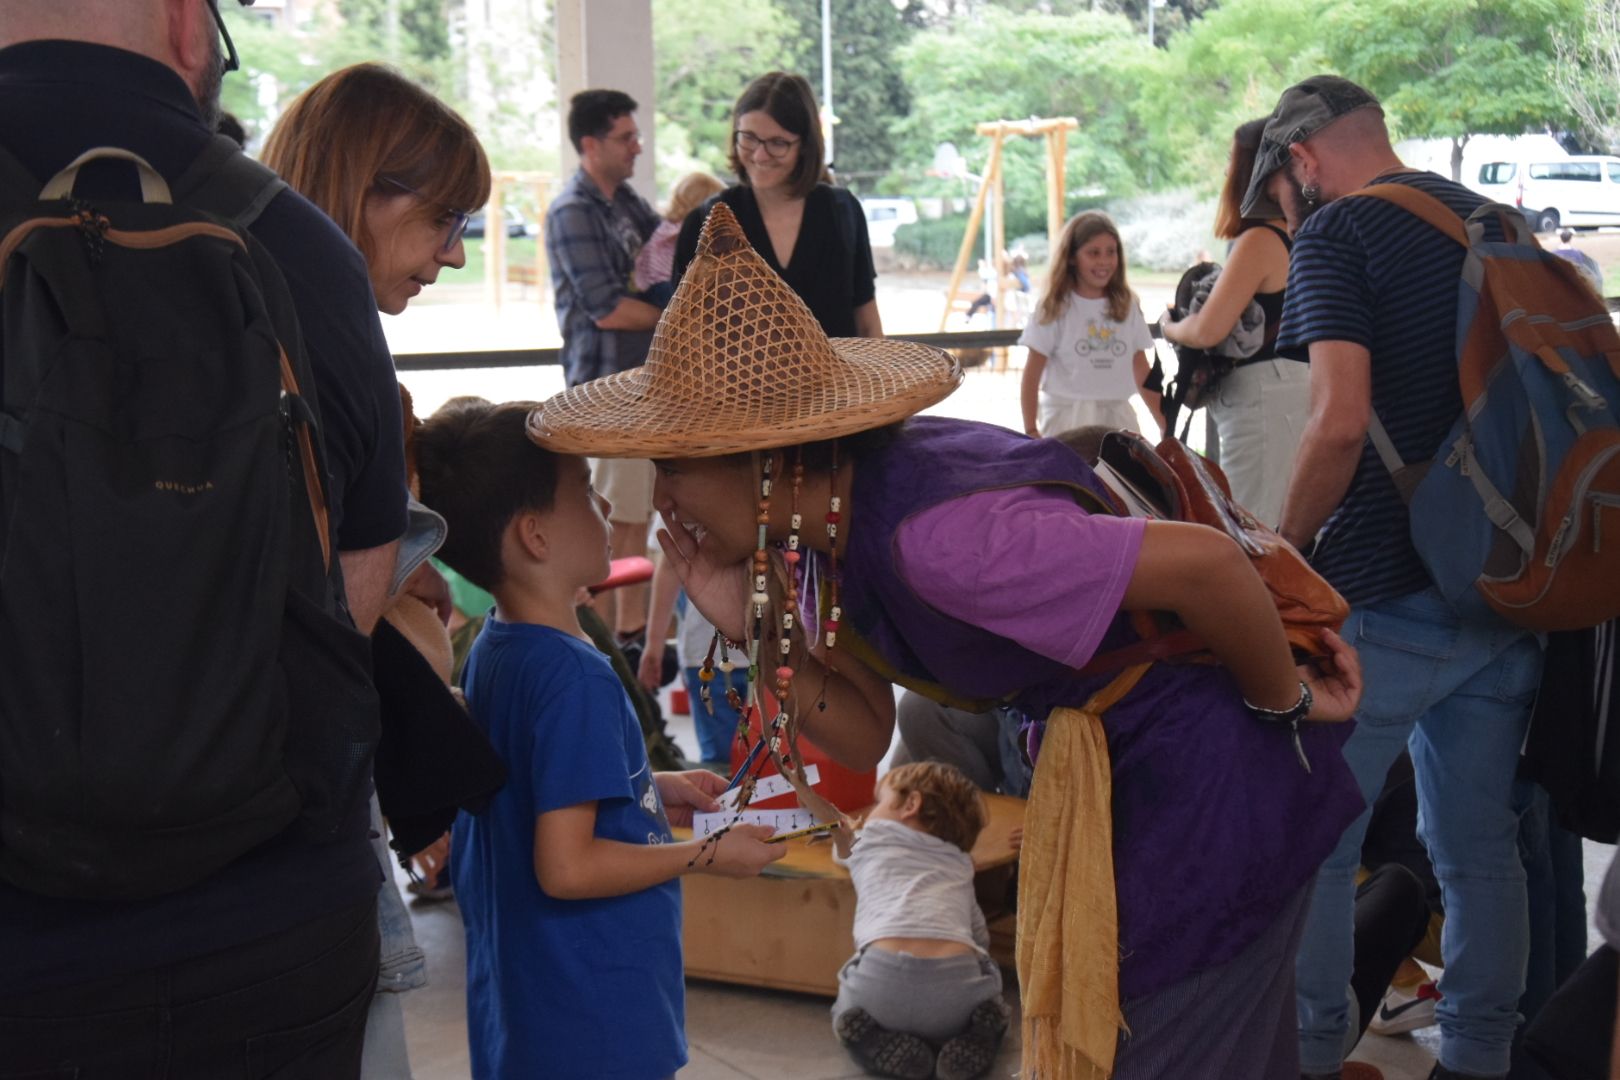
(528, 202, 961, 458)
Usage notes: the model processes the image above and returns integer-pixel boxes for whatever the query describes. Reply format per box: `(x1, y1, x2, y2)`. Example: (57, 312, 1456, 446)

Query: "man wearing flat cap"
(1246, 75, 1541, 1080)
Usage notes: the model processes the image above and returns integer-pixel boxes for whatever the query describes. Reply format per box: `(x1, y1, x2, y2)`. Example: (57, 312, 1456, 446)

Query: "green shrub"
(894, 193, 1115, 271)
(893, 215, 973, 270)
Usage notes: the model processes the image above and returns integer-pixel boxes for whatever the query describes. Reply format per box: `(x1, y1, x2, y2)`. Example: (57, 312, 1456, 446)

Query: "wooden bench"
(677, 793, 1025, 997)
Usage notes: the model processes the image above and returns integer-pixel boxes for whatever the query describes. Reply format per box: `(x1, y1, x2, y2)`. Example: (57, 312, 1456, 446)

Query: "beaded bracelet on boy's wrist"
(1243, 680, 1312, 727)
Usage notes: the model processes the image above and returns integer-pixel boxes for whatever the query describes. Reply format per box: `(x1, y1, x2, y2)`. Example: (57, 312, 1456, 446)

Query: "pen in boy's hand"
(764, 820, 841, 844)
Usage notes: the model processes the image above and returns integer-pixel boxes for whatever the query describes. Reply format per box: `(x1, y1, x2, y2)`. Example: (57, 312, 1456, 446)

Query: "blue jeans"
(1296, 586, 1543, 1077)
(682, 665, 748, 764)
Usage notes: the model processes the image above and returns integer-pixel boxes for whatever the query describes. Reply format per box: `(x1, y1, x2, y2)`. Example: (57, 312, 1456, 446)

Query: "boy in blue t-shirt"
(415, 400, 784, 1079)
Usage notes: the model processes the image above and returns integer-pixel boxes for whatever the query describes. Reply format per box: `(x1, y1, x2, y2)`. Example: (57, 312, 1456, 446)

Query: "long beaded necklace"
(687, 445, 846, 865)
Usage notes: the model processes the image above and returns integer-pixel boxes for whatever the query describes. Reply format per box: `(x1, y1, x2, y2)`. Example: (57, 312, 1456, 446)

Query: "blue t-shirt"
(1276, 170, 1498, 607)
(454, 616, 686, 1080)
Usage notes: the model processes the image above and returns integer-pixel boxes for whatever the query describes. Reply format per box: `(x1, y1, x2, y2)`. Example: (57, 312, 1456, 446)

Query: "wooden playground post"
(938, 135, 1004, 334)
(483, 170, 553, 312)
(938, 117, 1078, 367)
(485, 175, 508, 312)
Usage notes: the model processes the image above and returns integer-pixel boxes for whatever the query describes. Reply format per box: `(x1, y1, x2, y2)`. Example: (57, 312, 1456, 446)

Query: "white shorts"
(591, 457, 655, 525)
(1036, 394, 1142, 439)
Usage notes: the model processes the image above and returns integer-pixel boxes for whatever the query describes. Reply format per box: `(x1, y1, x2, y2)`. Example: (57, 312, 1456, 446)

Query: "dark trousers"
(1350, 862, 1432, 1045)
(1523, 945, 1618, 1080)
(0, 897, 378, 1079)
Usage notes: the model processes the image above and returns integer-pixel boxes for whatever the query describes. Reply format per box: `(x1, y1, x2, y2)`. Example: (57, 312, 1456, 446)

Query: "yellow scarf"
(1017, 663, 1150, 1079)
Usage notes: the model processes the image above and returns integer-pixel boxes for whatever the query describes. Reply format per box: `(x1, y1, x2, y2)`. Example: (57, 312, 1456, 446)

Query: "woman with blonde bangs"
(264, 63, 493, 1080)
(263, 61, 491, 315)
(1161, 118, 1310, 525)
(1018, 211, 1165, 439)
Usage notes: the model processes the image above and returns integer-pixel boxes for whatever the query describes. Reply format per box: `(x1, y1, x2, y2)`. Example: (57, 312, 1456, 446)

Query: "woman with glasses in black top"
(673, 70, 882, 339)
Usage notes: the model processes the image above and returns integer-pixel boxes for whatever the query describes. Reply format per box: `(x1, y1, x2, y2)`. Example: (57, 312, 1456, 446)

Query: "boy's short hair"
(881, 762, 988, 853)
(415, 399, 559, 591)
(568, 89, 638, 153)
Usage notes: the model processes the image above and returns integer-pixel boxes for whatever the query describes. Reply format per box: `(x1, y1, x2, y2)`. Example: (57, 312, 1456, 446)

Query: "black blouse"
(673, 183, 877, 338)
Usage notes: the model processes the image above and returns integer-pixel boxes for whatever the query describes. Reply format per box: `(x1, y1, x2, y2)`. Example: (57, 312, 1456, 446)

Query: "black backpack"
(0, 138, 380, 900)
(1522, 618, 1620, 842)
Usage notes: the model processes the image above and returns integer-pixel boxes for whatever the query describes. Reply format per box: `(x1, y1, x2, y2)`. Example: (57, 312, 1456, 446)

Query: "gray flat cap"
(1241, 75, 1380, 219)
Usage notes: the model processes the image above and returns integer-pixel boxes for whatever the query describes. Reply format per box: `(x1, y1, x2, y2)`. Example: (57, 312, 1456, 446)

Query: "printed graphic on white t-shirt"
(1017, 292, 1153, 402)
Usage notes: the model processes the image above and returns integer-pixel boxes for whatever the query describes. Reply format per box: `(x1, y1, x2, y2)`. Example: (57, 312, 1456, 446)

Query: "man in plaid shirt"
(545, 88, 662, 644)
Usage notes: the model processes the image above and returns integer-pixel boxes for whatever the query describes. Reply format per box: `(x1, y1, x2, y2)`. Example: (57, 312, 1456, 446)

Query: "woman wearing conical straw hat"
(530, 203, 1366, 1080)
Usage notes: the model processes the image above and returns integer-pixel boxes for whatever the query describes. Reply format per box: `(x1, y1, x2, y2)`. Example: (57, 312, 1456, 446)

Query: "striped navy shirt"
(1277, 170, 1498, 606)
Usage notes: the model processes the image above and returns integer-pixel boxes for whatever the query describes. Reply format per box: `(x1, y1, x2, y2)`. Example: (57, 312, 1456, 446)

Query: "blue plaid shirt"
(545, 169, 661, 386)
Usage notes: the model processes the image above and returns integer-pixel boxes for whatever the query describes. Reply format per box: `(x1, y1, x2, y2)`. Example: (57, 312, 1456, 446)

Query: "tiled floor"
(397, 860, 1446, 1079)
(396, 685, 1612, 1079)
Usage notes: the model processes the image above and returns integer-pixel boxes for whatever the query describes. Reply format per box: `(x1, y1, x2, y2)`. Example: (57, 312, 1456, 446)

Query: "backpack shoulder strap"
(0, 143, 43, 202)
(171, 135, 288, 229)
(1350, 183, 1467, 499)
(1348, 182, 1468, 248)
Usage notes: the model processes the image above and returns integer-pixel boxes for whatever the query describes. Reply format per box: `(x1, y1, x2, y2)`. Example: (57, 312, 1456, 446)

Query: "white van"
(1473, 156, 1620, 232)
(860, 197, 919, 247)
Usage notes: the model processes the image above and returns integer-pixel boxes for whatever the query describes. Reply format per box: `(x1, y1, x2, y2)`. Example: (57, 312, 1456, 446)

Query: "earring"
(1300, 181, 1320, 204)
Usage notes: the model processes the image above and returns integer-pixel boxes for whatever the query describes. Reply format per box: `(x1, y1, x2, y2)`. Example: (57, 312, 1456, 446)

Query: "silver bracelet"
(1243, 680, 1312, 725)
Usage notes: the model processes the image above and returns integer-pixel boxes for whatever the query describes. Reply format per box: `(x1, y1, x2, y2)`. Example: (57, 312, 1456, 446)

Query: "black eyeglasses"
(208, 0, 250, 75)
(734, 130, 800, 159)
(379, 177, 472, 251)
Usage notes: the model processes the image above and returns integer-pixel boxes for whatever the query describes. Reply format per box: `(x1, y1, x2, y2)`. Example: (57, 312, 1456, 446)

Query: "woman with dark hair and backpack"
(671, 70, 882, 339)
(264, 62, 493, 1080)
(1160, 118, 1312, 526)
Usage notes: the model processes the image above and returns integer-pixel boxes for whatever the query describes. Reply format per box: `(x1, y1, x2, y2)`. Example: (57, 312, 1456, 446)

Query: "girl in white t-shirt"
(1018, 211, 1165, 438)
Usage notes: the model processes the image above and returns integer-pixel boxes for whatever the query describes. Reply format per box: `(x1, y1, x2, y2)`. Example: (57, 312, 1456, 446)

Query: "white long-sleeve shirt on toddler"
(834, 818, 988, 953)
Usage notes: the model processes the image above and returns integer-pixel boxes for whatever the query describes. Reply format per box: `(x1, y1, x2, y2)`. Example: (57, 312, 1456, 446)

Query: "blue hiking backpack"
(1355, 183, 1620, 632)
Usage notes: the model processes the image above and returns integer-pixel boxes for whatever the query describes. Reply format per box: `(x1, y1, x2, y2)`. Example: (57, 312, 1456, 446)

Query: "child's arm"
(533, 803, 784, 900)
(1132, 349, 1166, 436)
(1020, 350, 1048, 436)
(637, 556, 683, 691)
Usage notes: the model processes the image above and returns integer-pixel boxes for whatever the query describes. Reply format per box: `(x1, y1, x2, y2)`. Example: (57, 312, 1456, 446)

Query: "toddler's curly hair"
(880, 762, 988, 853)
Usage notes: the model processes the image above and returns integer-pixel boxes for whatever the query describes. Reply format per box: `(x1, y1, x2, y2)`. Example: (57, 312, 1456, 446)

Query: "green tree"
(979, 0, 1215, 46)
(1323, 0, 1579, 180)
(219, 2, 464, 143)
(894, 7, 1156, 228)
(786, 0, 915, 186)
(1138, 0, 1332, 190)
(652, 0, 795, 176)
(1554, 0, 1620, 153)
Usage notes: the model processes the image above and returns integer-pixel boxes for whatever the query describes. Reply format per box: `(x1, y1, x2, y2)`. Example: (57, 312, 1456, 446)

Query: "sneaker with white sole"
(1367, 980, 1441, 1035)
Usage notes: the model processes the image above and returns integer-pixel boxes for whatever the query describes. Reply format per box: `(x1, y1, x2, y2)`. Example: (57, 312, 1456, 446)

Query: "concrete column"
(554, 0, 656, 199)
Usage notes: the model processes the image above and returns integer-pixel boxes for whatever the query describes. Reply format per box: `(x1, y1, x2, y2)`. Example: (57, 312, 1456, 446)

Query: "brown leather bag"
(1082, 430, 1349, 675)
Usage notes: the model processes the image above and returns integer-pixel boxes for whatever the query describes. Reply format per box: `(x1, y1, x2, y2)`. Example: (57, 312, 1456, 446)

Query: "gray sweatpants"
(831, 947, 1004, 1043)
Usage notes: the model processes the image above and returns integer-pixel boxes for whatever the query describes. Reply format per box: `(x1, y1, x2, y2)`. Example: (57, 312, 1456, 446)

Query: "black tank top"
(1242, 223, 1292, 361)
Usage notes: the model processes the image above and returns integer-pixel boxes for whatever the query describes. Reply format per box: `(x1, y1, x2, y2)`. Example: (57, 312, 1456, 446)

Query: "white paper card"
(692, 807, 821, 838)
(714, 764, 821, 811)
